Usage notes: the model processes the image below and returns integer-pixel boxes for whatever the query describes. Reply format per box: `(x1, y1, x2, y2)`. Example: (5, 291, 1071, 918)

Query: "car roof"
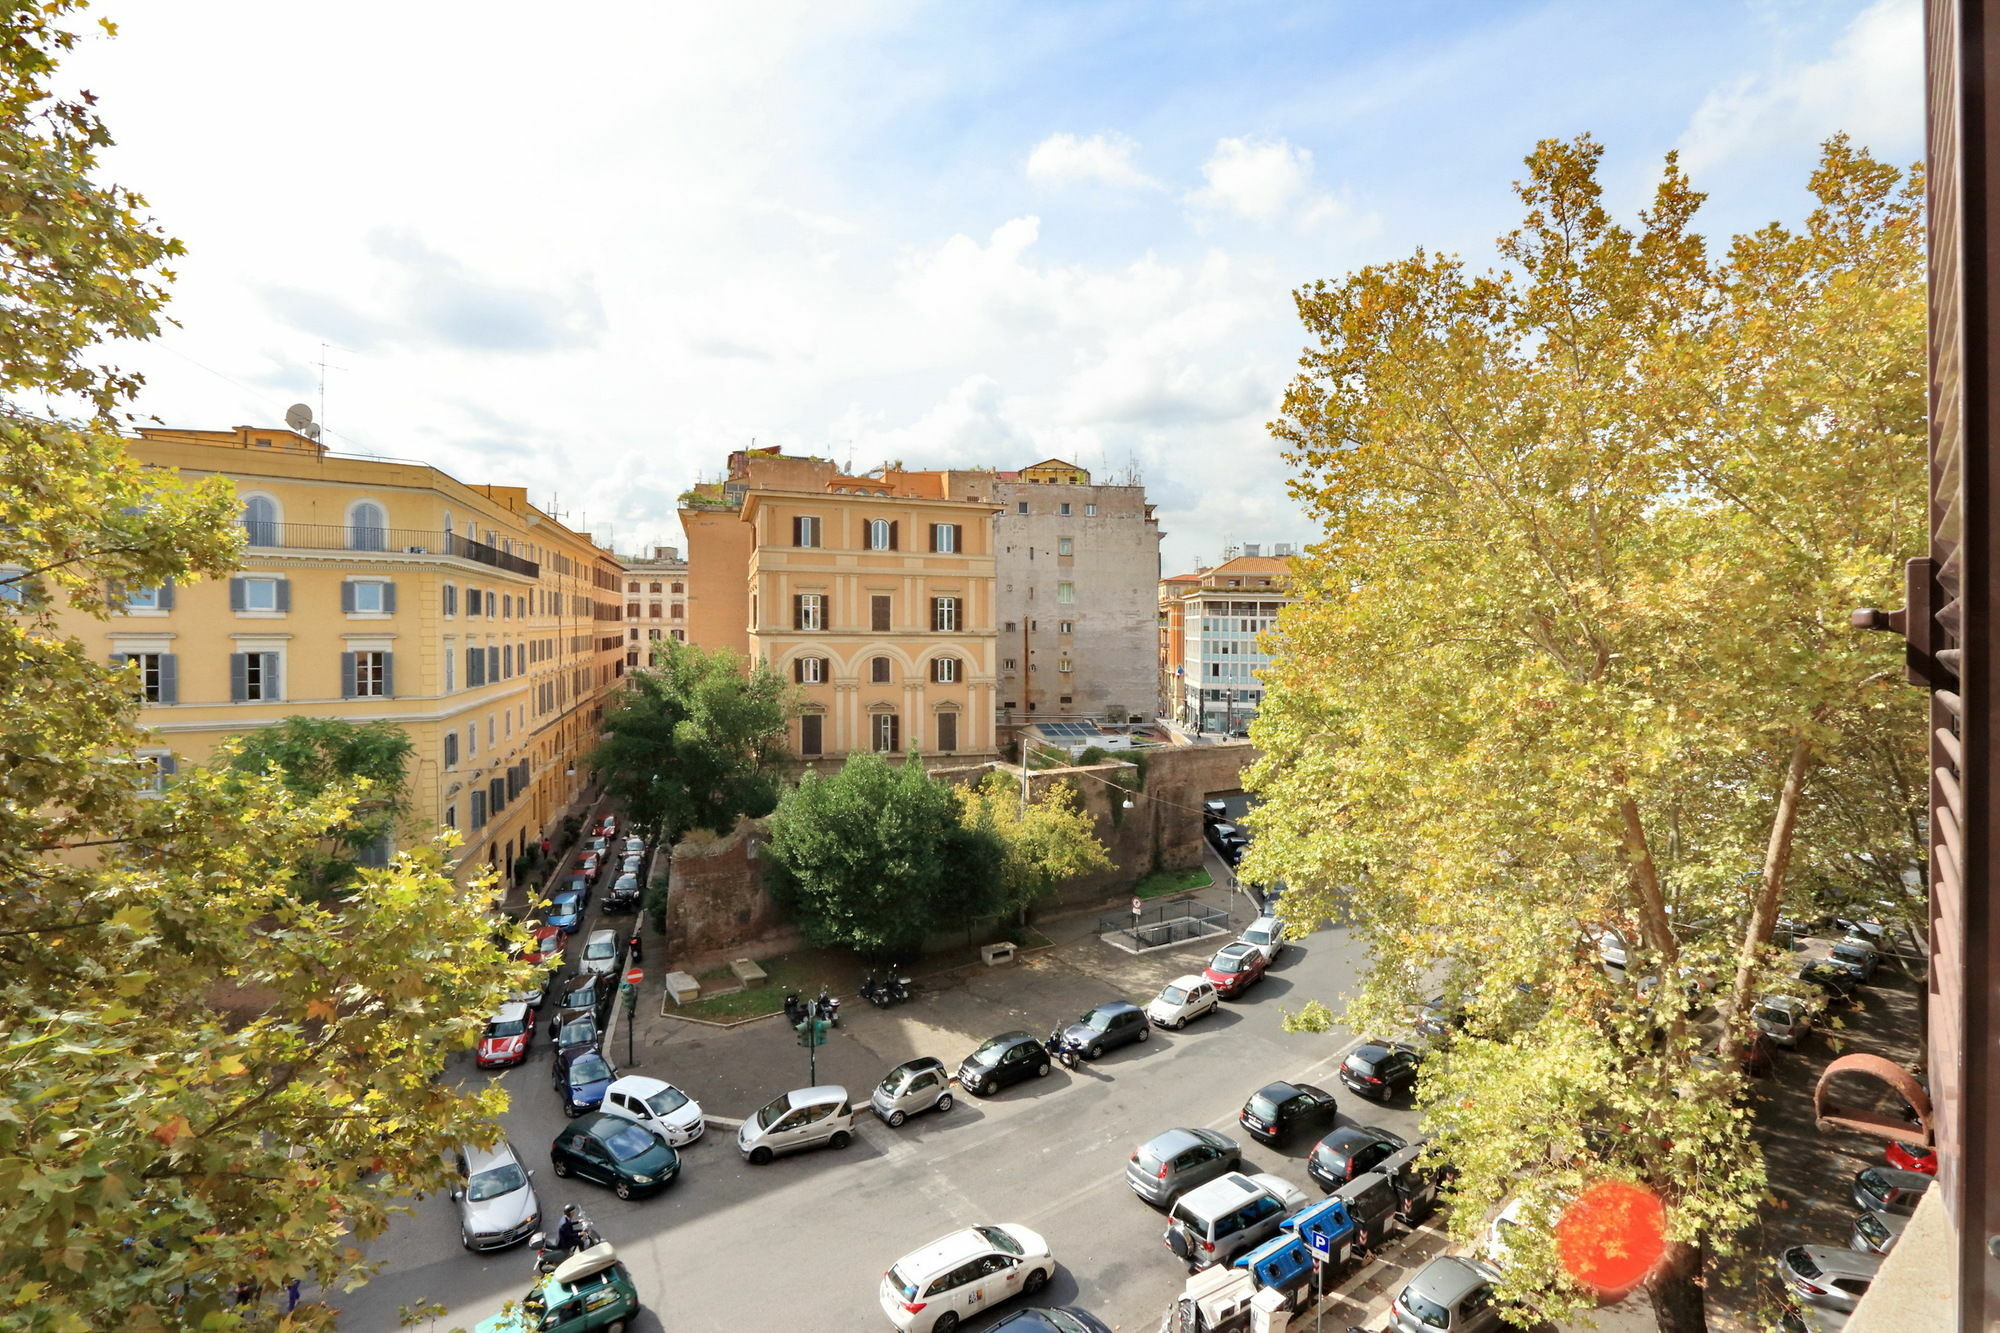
(890, 1056, 947, 1075)
(490, 1002, 529, 1023)
(607, 1074, 670, 1098)
(1214, 941, 1257, 960)
(1792, 1244, 1884, 1277)
(1141, 1127, 1205, 1156)
(1087, 1000, 1141, 1016)
(1179, 1171, 1267, 1212)
(1860, 1166, 1934, 1190)
(588, 927, 617, 942)
(1166, 974, 1208, 989)
(894, 1226, 1000, 1278)
(1318, 1126, 1386, 1152)
(1246, 916, 1279, 932)
(1253, 1080, 1302, 1100)
(1407, 1255, 1491, 1305)
(788, 1084, 849, 1108)
(460, 1139, 521, 1172)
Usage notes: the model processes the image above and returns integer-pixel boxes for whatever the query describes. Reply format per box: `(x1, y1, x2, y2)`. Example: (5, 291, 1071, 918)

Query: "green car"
(475, 1244, 640, 1333)
(551, 1112, 680, 1198)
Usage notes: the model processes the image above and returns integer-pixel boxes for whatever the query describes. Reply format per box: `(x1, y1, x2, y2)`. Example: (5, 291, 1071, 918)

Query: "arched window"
(349, 501, 387, 552)
(242, 495, 279, 546)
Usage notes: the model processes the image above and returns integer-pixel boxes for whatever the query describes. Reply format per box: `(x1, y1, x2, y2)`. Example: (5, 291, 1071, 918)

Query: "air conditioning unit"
(405, 545, 429, 554)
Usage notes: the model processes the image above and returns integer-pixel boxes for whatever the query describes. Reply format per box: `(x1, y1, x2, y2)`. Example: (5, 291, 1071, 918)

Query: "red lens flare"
(1556, 1179, 1667, 1294)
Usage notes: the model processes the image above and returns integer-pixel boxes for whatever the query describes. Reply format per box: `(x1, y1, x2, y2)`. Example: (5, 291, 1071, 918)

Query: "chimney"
(654, 545, 680, 562)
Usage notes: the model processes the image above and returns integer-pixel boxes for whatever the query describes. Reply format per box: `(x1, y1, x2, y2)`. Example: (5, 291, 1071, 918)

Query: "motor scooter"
(814, 986, 841, 1027)
(527, 1211, 600, 1275)
(1046, 1023, 1081, 1070)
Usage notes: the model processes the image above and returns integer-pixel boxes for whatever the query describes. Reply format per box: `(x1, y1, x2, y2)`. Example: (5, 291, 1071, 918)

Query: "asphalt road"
(335, 849, 1413, 1333)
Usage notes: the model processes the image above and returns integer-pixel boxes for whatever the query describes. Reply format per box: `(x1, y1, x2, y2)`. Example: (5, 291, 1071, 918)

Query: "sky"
(64, 0, 1923, 573)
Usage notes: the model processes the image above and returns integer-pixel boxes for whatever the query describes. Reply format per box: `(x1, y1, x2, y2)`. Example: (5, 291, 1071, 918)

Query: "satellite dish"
(284, 403, 314, 433)
(303, 423, 321, 440)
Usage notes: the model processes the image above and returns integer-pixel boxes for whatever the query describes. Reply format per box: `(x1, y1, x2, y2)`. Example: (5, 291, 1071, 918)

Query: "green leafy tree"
(228, 717, 415, 898)
(1246, 137, 1924, 1333)
(959, 773, 1112, 919)
(765, 753, 1001, 956)
(0, 8, 529, 1327)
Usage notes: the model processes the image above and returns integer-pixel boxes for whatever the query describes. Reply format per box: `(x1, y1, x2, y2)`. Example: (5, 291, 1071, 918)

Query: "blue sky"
(69, 0, 1921, 570)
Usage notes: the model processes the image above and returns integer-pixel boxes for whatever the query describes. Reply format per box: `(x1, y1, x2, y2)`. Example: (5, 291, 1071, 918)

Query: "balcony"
(239, 521, 539, 578)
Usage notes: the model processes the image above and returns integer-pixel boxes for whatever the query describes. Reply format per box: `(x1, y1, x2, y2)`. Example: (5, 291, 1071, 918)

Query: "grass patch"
(671, 951, 851, 1022)
(674, 986, 786, 1022)
(1133, 866, 1213, 900)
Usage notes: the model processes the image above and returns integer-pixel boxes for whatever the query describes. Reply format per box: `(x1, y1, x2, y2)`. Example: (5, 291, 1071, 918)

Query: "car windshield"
(969, 1036, 1014, 1064)
(1080, 1007, 1116, 1031)
(755, 1094, 792, 1129)
(887, 1266, 920, 1301)
(1212, 953, 1246, 974)
(1249, 1090, 1285, 1117)
(1834, 943, 1871, 963)
(601, 1123, 656, 1162)
(551, 894, 580, 914)
(557, 1019, 595, 1045)
(1345, 1052, 1378, 1073)
(466, 1162, 526, 1201)
(568, 1054, 612, 1085)
(1243, 926, 1273, 944)
(1788, 1248, 1824, 1279)
(1400, 1288, 1451, 1330)
(564, 983, 596, 1006)
(1756, 1004, 1792, 1025)
(586, 937, 616, 960)
(1159, 984, 1189, 1005)
(644, 1086, 690, 1116)
(1856, 1212, 1890, 1245)
(486, 1017, 526, 1038)
(975, 1225, 1023, 1256)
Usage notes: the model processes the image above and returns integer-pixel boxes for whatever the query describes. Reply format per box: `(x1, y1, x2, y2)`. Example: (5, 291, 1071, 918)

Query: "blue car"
(546, 891, 584, 935)
(553, 1048, 617, 1117)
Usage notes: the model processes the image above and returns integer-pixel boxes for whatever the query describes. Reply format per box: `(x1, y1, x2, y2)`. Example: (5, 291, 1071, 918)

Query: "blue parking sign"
(1309, 1230, 1332, 1263)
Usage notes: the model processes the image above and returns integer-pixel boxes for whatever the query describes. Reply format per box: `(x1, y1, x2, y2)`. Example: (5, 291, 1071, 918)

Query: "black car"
(548, 974, 613, 1037)
(554, 1014, 602, 1060)
(1238, 1081, 1338, 1146)
(958, 1031, 1053, 1096)
(1307, 1125, 1407, 1193)
(551, 1047, 617, 1117)
(1339, 1042, 1421, 1101)
(1799, 960, 1858, 1004)
(986, 1308, 1114, 1333)
(1852, 1165, 1934, 1217)
(1055, 1001, 1151, 1060)
(1203, 799, 1229, 828)
(602, 878, 641, 914)
(549, 1112, 680, 1200)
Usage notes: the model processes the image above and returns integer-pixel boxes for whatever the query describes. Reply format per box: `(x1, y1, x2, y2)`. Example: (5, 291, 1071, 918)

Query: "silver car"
(451, 1139, 541, 1251)
(871, 1057, 955, 1127)
(579, 929, 620, 978)
(1849, 1208, 1908, 1256)
(1390, 1256, 1503, 1333)
(1754, 994, 1813, 1047)
(1127, 1127, 1242, 1207)
(1778, 1244, 1882, 1313)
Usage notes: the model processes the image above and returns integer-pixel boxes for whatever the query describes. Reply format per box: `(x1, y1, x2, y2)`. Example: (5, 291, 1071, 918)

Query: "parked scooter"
(814, 986, 841, 1028)
(860, 974, 913, 1009)
(884, 974, 912, 1005)
(1046, 1023, 1082, 1070)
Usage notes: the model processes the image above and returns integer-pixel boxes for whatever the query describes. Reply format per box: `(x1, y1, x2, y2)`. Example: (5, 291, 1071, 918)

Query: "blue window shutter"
(159, 754, 178, 777)
(383, 581, 397, 614)
(444, 732, 458, 767)
(276, 579, 291, 612)
(157, 654, 178, 704)
(109, 652, 129, 671)
(229, 577, 245, 612)
(488, 646, 498, 680)
(230, 653, 247, 702)
(381, 652, 394, 698)
(157, 580, 175, 610)
(341, 652, 357, 699)
(340, 582, 355, 613)
(262, 653, 280, 700)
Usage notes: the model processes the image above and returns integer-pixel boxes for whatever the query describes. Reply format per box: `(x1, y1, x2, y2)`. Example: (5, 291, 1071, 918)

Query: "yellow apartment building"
(67, 425, 626, 886)
(681, 448, 1001, 761)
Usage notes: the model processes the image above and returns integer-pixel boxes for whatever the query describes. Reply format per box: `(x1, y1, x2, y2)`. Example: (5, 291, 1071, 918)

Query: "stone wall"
(660, 818, 788, 961)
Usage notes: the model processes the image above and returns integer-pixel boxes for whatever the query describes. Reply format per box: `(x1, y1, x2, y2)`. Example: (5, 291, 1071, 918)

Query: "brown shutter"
(951, 523, 964, 553)
(872, 595, 891, 632)
(888, 521, 899, 550)
(793, 594, 805, 630)
(793, 658, 804, 683)
(928, 524, 940, 553)
(792, 515, 803, 546)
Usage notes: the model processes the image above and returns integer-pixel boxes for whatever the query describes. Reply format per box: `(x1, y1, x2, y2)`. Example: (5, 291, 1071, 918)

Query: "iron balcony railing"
(239, 521, 539, 577)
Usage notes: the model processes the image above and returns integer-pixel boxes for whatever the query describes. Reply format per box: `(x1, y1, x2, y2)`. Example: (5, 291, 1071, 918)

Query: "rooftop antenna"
(283, 401, 321, 441)
(313, 342, 346, 440)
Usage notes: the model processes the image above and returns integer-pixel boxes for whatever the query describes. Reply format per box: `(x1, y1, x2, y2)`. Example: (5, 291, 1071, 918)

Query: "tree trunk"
(1645, 1239, 1707, 1333)
(1717, 724, 1818, 1046)
(1617, 792, 1678, 964)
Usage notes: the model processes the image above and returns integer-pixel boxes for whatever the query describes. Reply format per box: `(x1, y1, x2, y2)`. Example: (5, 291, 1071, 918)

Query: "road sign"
(1131, 896, 1142, 918)
(1308, 1230, 1332, 1265)
(625, 967, 644, 986)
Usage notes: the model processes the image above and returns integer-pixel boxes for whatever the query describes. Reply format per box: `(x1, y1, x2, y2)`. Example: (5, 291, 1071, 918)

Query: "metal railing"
(239, 521, 539, 577)
(1100, 897, 1232, 950)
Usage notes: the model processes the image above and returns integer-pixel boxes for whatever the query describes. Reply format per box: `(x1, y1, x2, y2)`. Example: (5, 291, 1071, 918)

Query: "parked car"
(1237, 916, 1286, 965)
(985, 1310, 1111, 1333)
(1827, 939, 1880, 984)
(1307, 1125, 1407, 1193)
(736, 1084, 855, 1164)
(872, 1057, 955, 1127)
(621, 836, 645, 857)
(1203, 942, 1269, 999)
(879, 1223, 1055, 1333)
(584, 834, 607, 857)
(604, 874, 641, 913)
(1754, 994, 1814, 1047)
(1596, 927, 1630, 970)
(522, 924, 566, 973)
(600, 1074, 704, 1146)
(476, 1002, 535, 1069)
(1885, 1139, 1938, 1175)
(1390, 1256, 1504, 1333)
(578, 928, 621, 978)
(958, 1032, 1053, 1097)
(1339, 1041, 1421, 1101)
(1146, 975, 1221, 1030)
(1238, 1081, 1338, 1146)
(1203, 799, 1229, 827)
(618, 854, 643, 878)
(1849, 1208, 1908, 1256)
(549, 1112, 679, 1199)
(1164, 1171, 1306, 1272)
(1055, 1000, 1150, 1060)
(1413, 995, 1465, 1041)
(1205, 821, 1241, 853)
(576, 852, 601, 879)
(1852, 1165, 1934, 1216)
(552, 1047, 617, 1117)
(1799, 960, 1859, 1004)
(1218, 835, 1248, 867)
(1777, 1244, 1882, 1314)
(553, 1014, 601, 1060)
(547, 974, 613, 1037)
(451, 1139, 541, 1251)
(597, 815, 617, 838)
(1126, 1127, 1243, 1207)
(544, 890, 584, 935)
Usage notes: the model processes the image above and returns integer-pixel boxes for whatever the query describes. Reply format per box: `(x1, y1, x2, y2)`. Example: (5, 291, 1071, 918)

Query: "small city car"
(451, 1139, 541, 1251)
(548, 975, 613, 1037)
(473, 1244, 640, 1333)
(985, 1310, 1111, 1333)
(1828, 939, 1880, 984)
(597, 816, 618, 838)
(1164, 1172, 1307, 1272)
(621, 836, 645, 857)
(579, 929, 621, 978)
(736, 1085, 855, 1164)
(1390, 1256, 1504, 1333)
(880, 1223, 1057, 1333)
(545, 891, 585, 935)
(554, 1014, 602, 1061)
(1056, 1000, 1150, 1060)
(1203, 942, 1269, 999)
(1339, 1042, 1421, 1101)
(1754, 994, 1814, 1048)
(872, 1057, 955, 1127)
(477, 1002, 535, 1069)
(600, 1075, 704, 1146)
(1850, 1208, 1909, 1256)
(552, 1048, 617, 1117)
(958, 1032, 1053, 1097)
(1126, 1127, 1242, 1207)
(1777, 1243, 1882, 1313)
(1852, 1165, 1934, 1217)
(549, 1113, 680, 1200)
(1236, 916, 1286, 965)
(1885, 1139, 1938, 1175)
(604, 874, 641, 913)
(1239, 1081, 1338, 1146)
(1147, 975, 1220, 1030)
(1308, 1125, 1408, 1193)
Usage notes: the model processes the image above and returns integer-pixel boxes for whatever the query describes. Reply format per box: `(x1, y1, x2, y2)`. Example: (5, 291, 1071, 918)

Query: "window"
(229, 576, 287, 613)
(1085, 503, 1097, 516)
(648, 604, 662, 619)
(1003, 658, 1017, 670)
(650, 582, 663, 593)
(230, 651, 281, 702)
(344, 650, 392, 698)
(444, 732, 460, 768)
(443, 583, 458, 615)
(627, 602, 640, 617)
(503, 643, 514, 677)
(936, 712, 958, 752)
(1058, 620, 1073, 634)
(111, 651, 176, 703)
(794, 656, 827, 684)
(487, 645, 499, 681)
(1058, 657, 1074, 674)
(930, 523, 961, 554)
(467, 588, 483, 616)
(1016, 501, 1029, 515)
(1059, 502, 1071, 516)
(648, 628, 662, 640)
(872, 712, 900, 752)
(866, 518, 898, 550)
(627, 581, 640, 593)
(242, 495, 279, 546)
(470, 790, 487, 830)
(136, 751, 178, 794)
(931, 656, 960, 684)
(870, 656, 891, 684)
(345, 580, 394, 614)
(467, 722, 477, 758)
(1057, 537, 1074, 556)
(1004, 621, 1016, 633)
(444, 804, 457, 829)
(793, 593, 825, 631)
(672, 629, 685, 642)
(444, 646, 455, 692)
(118, 583, 166, 612)
(792, 515, 822, 548)
(931, 597, 959, 632)
(466, 646, 486, 687)
(671, 582, 683, 594)
(1057, 583, 1075, 604)
(799, 714, 823, 757)
(349, 501, 387, 552)
(871, 595, 892, 632)
(629, 627, 640, 641)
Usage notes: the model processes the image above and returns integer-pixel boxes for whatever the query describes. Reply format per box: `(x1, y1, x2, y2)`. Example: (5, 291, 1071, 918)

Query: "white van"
(736, 1085, 855, 1164)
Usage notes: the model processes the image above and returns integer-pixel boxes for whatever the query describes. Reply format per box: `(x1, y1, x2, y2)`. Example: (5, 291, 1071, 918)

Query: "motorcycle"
(782, 992, 806, 1027)
(1047, 1024, 1081, 1070)
(528, 1211, 600, 1275)
(884, 975, 912, 1005)
(859, 975, 887, 1009)
(814, 987, 841, 1028)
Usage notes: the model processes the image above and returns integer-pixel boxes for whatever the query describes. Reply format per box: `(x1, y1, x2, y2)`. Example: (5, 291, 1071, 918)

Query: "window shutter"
(488, 646, 499, 680)
(159, 754, 178, 777)
(383, 581, 397, 614)
(276, 579, 291, 612)
(261, 653, 279, 700)
(341, 652, 358, 699)
(793, 658, 804, 683)
(931, 598, 942, 632)
(444, 732, 458, 767)
(157, 654, 178, 704)
(793, 594, 805, 630)
(951, 524, 963, 553)
(341, 582, 355, 613)
(872, 595, 891, 632)
(792, 515, 803, 546)
(230, 653, 248, 702)
(229, 577, 246, 612)
(888, 521, 899, 550)
(157, 580, 175, 611)
(381, 652, 395, 698)
(929, 524, 940, 553)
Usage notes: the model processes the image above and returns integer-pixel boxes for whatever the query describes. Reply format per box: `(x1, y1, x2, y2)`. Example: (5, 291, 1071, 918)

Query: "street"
(333, 857, 1425, 1333)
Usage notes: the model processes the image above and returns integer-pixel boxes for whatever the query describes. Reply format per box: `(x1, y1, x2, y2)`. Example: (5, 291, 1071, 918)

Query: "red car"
(1203, 942, 1269, 999)
(523, 923, 567, 968)
(1886, 1140, 1938, 1175)
(475, 1001, 535, 1068)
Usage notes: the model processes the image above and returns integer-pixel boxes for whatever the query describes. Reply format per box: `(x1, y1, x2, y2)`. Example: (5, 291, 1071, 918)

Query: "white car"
(1146, 975, 1220, 1030)
(622, 836, 645, 857)
(618, 854, 643, 878)
(600, 1075, 704, 1145)
(1597, 928, 1630, 970)
(579, 929, 620, 978)
(880, 1224, 1055, 1332)
(1237, 916, 1286, 965)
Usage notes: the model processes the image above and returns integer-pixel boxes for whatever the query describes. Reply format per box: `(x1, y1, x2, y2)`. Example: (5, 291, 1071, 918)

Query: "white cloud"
(1183, 135, 1373, 241)
(1677, 0, 1921, 174)
(1024, 131, 1161, 190)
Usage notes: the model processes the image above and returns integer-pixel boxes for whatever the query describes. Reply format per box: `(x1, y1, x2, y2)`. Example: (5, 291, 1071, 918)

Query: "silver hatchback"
(871, 1057, 955, 1127)
(1127, 1127, 1242, 1207)
(451, 1139, 541, 1251)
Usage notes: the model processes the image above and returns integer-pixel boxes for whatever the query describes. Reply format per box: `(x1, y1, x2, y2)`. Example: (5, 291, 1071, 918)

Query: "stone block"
(663, 970, 701, 1006)
(980, 941, 1018, 966)
(729, 958, 767, 987)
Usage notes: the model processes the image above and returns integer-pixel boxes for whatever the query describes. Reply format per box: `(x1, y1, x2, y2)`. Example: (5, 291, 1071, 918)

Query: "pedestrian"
(627, 928, 643, 963)
(540, 836, 551, 857)
(284, 1279, 302, 1313)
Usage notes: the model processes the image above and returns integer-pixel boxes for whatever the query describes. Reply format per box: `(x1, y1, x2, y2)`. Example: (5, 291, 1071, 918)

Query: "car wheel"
(552, 1157, 571, 1178)
(749, 1146, 773, 1166)
(1023, 1267, 1049, 1296)
(1137, 1026, 1149, 1041)
(933, 1315, 959, 1333)
(1087, 1044, 1103, 1061)
(1036, 1062, 1051, 1078)
(614, 1179, 633, 1200)
(1171, 1015, 1186, 1030)
(830, 1131, 851, 1150)
(604, 1321, 627, 1333)
(935, 1093, 953, 1113)
(888, 1109, 907, 1128)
